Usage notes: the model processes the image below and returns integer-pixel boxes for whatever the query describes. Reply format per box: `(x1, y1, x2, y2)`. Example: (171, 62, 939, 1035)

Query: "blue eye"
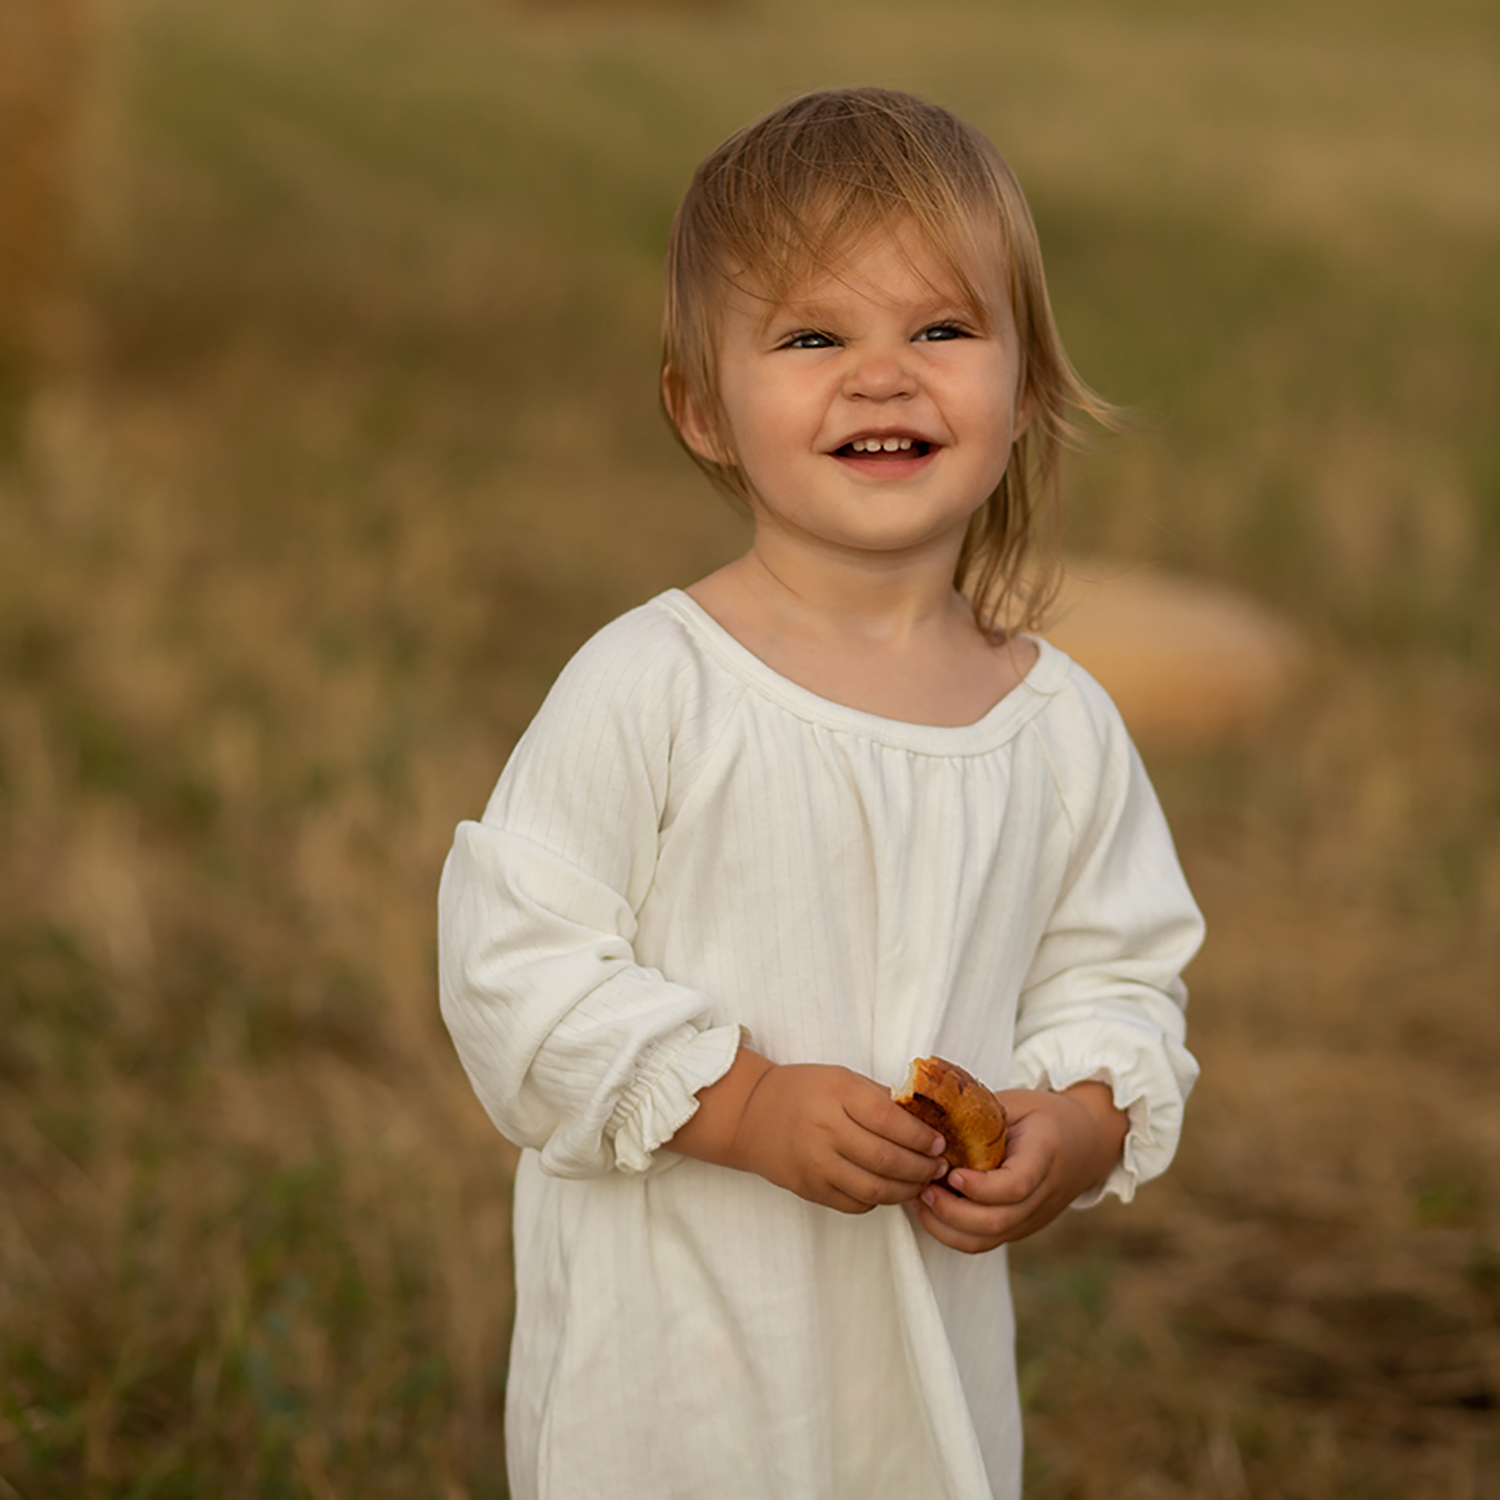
(914, 323, 971, 342)
(782, 330, 837, 349)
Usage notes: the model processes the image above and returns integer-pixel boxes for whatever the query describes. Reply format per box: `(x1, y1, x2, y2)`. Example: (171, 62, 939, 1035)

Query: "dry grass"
(1, 0, 1496, 1495)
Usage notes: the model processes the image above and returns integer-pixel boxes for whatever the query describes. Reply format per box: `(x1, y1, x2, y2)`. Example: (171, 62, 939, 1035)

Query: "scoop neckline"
(656, 589, 1069, 755)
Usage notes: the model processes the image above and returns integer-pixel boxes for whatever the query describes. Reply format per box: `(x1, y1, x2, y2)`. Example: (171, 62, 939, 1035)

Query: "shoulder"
(1022, 641, 1144, 822)
(542, 592, 725, 719)
(481, 597, 711, 828)
(1026, 640, 1132, 758)
(510, 592, 744, 777)
(554, 593, 698, 689)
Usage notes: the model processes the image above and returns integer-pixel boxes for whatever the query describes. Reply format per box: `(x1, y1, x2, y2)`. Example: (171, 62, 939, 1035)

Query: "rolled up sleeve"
(437, 631, 741, 1178)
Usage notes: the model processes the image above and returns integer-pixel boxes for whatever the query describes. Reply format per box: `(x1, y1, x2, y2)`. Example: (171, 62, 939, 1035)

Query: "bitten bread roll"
(893, 1056, 1008, 1172)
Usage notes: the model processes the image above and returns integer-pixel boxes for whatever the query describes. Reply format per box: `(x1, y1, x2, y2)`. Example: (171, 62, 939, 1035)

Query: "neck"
(740, 527, 971, 644)
(684, 534, 1032, 728)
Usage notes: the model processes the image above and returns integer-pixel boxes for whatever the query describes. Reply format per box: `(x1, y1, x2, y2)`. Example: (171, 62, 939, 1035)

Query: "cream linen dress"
(438, 590, 1203, 1500)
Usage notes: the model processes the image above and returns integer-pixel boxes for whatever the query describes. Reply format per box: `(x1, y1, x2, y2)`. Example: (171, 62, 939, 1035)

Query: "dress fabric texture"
(438, 590, 1204, 1500)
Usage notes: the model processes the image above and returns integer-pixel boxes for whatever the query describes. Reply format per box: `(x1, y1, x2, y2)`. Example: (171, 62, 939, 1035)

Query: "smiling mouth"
(834, 437, 933, 459)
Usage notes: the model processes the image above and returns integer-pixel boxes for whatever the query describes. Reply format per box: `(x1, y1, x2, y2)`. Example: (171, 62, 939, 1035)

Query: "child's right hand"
(735, 1063, 951, 1213)
(676, 1052, 942, 1212)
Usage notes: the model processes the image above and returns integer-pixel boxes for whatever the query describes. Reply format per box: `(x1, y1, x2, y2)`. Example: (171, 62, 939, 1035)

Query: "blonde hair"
(661, 86, 1117, 633)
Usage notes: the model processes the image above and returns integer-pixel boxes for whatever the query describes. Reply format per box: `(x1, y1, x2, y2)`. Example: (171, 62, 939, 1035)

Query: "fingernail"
(948, 1172, 965, 1195)
(929, 1135, 946, 1156)
(921, 1188, 936, 1208)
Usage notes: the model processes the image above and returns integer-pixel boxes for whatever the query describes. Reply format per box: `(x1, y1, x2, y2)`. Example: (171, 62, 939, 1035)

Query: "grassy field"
(1, 0, 1497, 1494)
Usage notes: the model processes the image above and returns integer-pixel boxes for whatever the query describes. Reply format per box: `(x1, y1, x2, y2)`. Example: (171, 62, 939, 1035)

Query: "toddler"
(439, 87, 1203, 1500)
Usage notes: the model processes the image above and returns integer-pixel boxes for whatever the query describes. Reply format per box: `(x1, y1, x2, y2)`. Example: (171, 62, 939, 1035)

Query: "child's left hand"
(912, 1082, 1128, 1254)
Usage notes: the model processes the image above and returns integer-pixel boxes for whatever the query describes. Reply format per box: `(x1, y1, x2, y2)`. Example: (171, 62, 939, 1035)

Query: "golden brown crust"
(893, 1056, 1008, 1172)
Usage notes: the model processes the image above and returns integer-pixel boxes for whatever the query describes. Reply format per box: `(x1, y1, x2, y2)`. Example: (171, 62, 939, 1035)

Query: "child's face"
(684, 225, 1030, 571)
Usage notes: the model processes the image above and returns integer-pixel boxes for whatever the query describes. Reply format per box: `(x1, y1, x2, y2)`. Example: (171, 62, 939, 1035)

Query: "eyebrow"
(765, 289, 982, 330)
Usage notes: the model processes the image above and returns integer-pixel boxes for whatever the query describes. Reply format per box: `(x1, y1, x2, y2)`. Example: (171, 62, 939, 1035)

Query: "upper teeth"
(851, 436, 914, 452)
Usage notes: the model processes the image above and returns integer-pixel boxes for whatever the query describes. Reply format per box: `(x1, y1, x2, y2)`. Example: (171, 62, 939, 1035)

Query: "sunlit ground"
(1, 0, 1497, 1494)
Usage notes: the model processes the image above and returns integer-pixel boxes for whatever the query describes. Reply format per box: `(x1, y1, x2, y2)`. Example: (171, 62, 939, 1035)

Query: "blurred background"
(1, 0, 1496, 1494)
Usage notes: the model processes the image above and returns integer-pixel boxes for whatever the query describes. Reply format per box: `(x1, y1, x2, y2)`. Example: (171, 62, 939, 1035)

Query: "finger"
(945, 1157, 1042, 1205)
(918, 1185, 1051, 1250)
(912, 1196, 1009, 1255)
(822, 1186, 878, 1216)
(831, 1155, 932, 1207)
(946, 1117, 1055, 1202)
(845, 1088, 948, 1159)
(918, 1180, 1034, 1240)
(837, 1126, 950, 1186)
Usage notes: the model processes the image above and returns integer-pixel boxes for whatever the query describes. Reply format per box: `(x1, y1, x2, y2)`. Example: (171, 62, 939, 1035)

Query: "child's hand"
(912, 1082, 1128, 1254)
(731, 1063, 950, 1214)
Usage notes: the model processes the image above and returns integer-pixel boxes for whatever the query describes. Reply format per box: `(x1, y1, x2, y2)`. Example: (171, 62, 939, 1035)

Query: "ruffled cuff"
(1010, 1029, 1198, 1206)
(607, 1022, 745, 1175)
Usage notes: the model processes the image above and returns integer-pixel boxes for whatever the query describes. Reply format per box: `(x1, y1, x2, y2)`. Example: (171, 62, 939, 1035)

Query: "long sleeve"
(1010, 668, 1204, 1205)
(437, 620, 742, 1178)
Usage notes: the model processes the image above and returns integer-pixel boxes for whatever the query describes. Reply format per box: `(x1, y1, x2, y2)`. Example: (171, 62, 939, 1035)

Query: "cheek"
(730, 388, 810, 458)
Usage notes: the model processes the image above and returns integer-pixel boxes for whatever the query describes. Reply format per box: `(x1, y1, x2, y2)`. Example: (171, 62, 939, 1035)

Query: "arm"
(917, 673, 1204, 1251)
(444, 808, 947, 1203)
(438, 618, 743, 1178)
(1008, 711, 1203, 1208)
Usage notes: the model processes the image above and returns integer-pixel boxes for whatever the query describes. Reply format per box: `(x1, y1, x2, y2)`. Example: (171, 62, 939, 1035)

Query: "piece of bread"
(893, 1056, 1008, 1172)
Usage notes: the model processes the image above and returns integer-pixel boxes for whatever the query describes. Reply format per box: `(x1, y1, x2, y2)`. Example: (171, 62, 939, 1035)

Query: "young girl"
(439, 88, 1203, 1500)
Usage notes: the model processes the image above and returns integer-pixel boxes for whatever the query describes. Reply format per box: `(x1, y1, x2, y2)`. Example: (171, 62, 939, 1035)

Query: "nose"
(842, 343, 918, 402)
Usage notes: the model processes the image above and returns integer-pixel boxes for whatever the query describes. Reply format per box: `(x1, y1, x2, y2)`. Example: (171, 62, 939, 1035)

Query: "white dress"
(438, 590, 1203, 1500)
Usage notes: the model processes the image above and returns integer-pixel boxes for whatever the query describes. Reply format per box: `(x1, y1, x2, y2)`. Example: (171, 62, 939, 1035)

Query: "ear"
(662, 364, 726, 465)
